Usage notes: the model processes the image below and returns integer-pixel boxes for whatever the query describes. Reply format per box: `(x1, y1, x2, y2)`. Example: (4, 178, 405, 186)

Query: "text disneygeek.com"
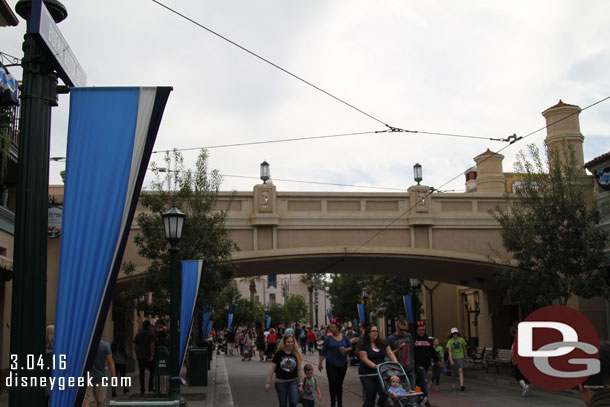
(6, 371, 131, 391)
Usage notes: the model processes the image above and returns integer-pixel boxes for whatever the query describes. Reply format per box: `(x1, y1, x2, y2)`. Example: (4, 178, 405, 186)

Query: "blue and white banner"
(228, 313, 234, 330)
(0, 62, 19, 106)
(357, 303, 365, 323)
(266, 316, 271, 329)
(51, 87, 171, 407)
(403, 295, 414, 324)
(328, 309, 334, 321)
(179, 260, 203, 369)
(202, 310, 211, 341)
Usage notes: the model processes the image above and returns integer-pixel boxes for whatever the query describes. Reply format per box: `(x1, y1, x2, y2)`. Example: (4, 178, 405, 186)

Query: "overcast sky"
(2, 0, 609, 193)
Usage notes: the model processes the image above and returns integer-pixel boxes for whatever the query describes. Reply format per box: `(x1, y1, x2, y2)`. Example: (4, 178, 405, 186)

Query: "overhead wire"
(150, 0, 502, 146)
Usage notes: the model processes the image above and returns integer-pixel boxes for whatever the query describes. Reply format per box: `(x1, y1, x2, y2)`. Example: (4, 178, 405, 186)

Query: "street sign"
(28, 0, 86, 87)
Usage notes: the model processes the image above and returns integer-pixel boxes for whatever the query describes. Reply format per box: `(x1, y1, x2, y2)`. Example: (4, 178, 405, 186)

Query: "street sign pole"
(10, 1, 71, 406)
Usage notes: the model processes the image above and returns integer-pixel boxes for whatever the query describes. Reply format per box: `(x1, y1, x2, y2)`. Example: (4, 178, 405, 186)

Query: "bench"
(469, 346, 486, 370)
(485, 348, 512, 373)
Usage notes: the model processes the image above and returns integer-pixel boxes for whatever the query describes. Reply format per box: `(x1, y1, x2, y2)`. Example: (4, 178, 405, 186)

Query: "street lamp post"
(162, 204, 185, 404)
(361, 287, 368, 324)
(409, 278, 421, 322)
(314, 286, 319, 327)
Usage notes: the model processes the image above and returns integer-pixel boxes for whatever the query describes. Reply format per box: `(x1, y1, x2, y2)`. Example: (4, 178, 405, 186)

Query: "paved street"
(223, 353, 585, 407)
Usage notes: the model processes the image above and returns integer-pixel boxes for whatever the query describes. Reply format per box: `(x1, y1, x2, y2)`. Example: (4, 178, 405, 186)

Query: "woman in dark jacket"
(413, 322, 438, 407)
(358, 325, 398, 407)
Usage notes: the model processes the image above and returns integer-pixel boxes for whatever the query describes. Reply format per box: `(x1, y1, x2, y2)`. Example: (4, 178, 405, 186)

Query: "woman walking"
(318, 322, 352, 407)
(412, 322, 437, 407)
(264, 334, 304, 407)
(359, 325, 398, 407)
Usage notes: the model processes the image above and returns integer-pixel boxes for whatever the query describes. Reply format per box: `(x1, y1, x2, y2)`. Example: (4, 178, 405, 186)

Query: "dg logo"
(514, 305, 600, 391)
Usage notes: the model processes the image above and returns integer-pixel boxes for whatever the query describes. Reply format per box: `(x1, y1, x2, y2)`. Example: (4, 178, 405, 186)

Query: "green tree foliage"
(266, 303, 284, 329)
(369, 277, 420, 322)
(123, 149, 238, 318)
(491, 143, 608, 307)
(282, 294, 308, 325)
(327, 274, 371, 323)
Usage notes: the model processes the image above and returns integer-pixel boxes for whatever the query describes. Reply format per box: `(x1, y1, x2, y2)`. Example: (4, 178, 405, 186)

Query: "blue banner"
(228, 313, 234, 330)
(328, 309, 334, 321)
(51, 87, 171, 407)
(403, 295, 414, 324)
(266, 316, 271, 329)
(0, 62, 19, 106)
(357, 303, 365, 323)
(354, 318, 358, 329)
(206, 321, 214, 338)
(179, 260, 203, 369)
(202, 311, 211, 341)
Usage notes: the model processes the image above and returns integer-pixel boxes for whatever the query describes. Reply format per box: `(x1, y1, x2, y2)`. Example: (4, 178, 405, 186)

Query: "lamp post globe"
(260, 161, 270, 184)
(413, 163, 423, 185)
(162, 204, 185, 404)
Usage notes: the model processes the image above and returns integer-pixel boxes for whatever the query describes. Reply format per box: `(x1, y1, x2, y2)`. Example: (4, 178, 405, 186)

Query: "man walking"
(83, 339, 116, 407)
(134, 320, 156, 394)
(388, 318, 415, 390)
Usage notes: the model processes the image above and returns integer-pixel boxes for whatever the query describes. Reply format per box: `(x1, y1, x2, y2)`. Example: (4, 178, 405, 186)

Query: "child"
(447, 327, 468, 391)
(429, 338, 443, 391)
(301, 364, 322, 406)
(388, 376, 412, 407)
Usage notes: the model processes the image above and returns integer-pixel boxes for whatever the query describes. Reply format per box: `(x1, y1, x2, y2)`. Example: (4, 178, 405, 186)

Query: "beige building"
(233, 274, 331, 328)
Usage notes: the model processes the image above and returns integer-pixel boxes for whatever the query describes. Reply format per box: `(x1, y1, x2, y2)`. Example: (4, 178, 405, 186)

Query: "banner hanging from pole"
(51, 87, 171, 407)
(357, 303, 365, 323)
(228, 313, 233, 330)
(202, 310, 211, 341)
(403, 295, 414, 324)
(266, 316, 271, 329)
(179, 260, 203, 369)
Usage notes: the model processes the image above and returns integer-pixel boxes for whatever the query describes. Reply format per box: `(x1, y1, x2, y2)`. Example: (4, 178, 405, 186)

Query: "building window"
(269, 294, 276, 304)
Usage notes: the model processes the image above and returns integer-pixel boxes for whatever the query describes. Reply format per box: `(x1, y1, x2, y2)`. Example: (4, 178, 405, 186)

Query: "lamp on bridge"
(162, 204, 186, 403)
(413, 163, 423, 185)
(260, 161, 270, 184)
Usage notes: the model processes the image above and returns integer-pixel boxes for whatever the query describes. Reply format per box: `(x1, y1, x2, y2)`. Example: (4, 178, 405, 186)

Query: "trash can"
(188, 347, 208, 386)
(154, 346, 170, 395)
(200, 341, 213, 369)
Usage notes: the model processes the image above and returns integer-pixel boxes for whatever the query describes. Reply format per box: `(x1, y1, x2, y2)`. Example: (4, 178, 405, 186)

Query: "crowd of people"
(206, 319, 474, 407)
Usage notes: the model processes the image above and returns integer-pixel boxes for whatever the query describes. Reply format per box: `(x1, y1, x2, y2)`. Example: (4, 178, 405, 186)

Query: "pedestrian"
(306, 328, 316, 355)
(387, 318, 415, 390)
(83, 339, 116, 407)
(510, 331, 531, 396)
(45, 325, 54, 406)
(579, 340, 610, 406)
(318, 322, 352, 407)
(358, 324, 399, 407)
(446, 327, 468, 391)
(267, 328, 278, 360)
(412, 321, 438, 407)
(429, 338, 443, 392)
(133, 320, 156, 394)
(301, 363, 323, 407)
(257, 329, 267, 361)
(226, 329, 236, 356)
(264, 334, 304, 407)
(299, 326, 308, 352)
(111, 334, 129, 396)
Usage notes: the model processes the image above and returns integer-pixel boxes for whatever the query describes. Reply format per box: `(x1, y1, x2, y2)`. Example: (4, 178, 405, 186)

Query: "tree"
(283, 295, 308, 325)
(368, 276, 419, 322)
(491, 143, 608, 307)
(327, 274, 372, 323)
(123, 149, 238, 319)
(266, 303, 284, 329)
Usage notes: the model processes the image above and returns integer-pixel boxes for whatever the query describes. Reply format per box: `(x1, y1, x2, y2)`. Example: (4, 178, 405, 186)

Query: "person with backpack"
(300, 363, 322, 406)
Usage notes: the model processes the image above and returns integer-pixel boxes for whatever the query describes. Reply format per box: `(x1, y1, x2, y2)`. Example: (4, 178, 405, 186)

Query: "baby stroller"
(377, 362, 426, 407)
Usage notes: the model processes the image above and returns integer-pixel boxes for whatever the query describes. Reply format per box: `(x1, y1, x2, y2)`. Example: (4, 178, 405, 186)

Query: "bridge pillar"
(474, 149, 505, 193)
(542, 100, 585, 174)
